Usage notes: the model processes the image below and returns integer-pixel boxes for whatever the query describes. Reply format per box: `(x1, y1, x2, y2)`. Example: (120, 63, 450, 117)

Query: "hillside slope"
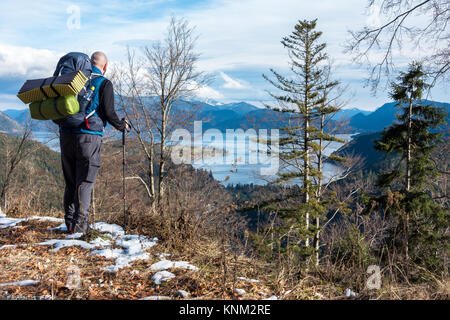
(0, 133, 63, 211)
(0, 111, 23, 134)
(2, 109, 57, 133)
(330, 129, 449, 173)
(349, 100, 450, 133)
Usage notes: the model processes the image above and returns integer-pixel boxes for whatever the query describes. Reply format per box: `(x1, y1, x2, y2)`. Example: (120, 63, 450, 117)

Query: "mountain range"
(1, 99, 448, 135)
(333, 108, 371, 121)
(348, 100, 450, 133)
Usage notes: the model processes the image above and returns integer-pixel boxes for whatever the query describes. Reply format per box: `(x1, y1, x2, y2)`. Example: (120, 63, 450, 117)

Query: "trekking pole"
(122, 119, 127, 233)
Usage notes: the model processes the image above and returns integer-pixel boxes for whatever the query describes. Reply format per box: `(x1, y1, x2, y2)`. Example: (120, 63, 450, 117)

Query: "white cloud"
(35, 0, 366, 73)
(220, 72, 246, 89)
(194, 84, 225, 100)
(0, 43, 60, 79)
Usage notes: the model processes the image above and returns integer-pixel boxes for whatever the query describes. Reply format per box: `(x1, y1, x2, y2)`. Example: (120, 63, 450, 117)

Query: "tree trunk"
(406, 98, 412, 193)
(158, 154, 165, 203)
(158, 106, 167, 205)
(314, 114, 325, 266)
(148, 143, 155, 199)
(304, 114, 310, 248)
(147, 139, 157, 214)
(405, 96, 413, 263)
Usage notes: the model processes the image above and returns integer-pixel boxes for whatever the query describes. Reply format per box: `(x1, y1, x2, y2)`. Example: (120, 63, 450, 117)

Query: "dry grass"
(0, 215, 274, 300)
(0, 213, 448, 300)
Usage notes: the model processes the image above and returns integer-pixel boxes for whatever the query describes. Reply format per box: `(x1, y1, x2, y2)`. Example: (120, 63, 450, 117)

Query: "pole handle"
(122, 118, 126, 144)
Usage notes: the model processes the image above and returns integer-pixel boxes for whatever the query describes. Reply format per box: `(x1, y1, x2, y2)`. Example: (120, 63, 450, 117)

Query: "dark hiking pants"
(60, 133, 102, 233)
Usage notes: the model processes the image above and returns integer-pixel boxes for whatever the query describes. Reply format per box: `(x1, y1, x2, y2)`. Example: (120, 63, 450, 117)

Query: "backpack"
(52, 52, 105, 131)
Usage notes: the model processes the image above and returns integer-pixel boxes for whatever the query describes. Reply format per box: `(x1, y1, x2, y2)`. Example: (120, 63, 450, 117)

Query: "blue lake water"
(190, 134, 354, 186)
(31, 132, 353, 186)
(32, 131, 60, 151)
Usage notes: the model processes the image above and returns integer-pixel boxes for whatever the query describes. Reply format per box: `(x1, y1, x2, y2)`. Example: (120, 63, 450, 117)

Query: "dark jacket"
(61, 66, 125, 135)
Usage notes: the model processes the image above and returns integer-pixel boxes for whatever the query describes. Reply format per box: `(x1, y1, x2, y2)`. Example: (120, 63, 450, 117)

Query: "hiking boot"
(65, 221, 74, 234)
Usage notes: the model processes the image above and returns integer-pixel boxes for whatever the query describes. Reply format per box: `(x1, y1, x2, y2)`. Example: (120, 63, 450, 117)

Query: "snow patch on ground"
(92, 222, 125, 238)
(90, 233, 157, 272)
(345, 288, 358, 297)
(0, 217, 24, 229)
(0, 280, 39, 287)
(29, 216, 64, 223)
(91, 248, 123, 259)
(116, 235, 158, 254)
(104, 252, 150, 273)
(176, 290, 190, 298)
(149, 259, 199, 271)
(37, 239, 103, 252)
(140, 295, 171, 300)
(49, 223, 66, 231)
(90, 237, 111, 247)
(151, 271, 175, 285)
(236, 276, 260, 283)
(65, 233, 83, 239)
(0, 216, 156, 272)
(0, 244, 18, 250)
(0, 215, 181, 285)
(34, 222, 157, 272)
(0, 216, 63, 230)
(234, 288, 246, 295)
(283, 290, 292, 297)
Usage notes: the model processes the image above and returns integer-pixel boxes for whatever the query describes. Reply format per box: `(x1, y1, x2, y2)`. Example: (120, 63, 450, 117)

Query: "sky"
(0, 0, 448, 111)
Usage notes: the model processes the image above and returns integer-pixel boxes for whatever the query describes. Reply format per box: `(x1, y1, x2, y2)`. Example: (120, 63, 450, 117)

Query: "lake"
(31, 131, 353, 186)
(190, 133, 354, 186)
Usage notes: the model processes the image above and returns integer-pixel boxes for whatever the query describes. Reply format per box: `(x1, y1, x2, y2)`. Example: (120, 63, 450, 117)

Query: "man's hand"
(122, 118, 131, 132)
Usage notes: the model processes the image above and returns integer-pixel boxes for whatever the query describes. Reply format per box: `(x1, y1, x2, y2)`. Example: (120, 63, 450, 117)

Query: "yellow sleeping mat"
(17, 71, 88, 104)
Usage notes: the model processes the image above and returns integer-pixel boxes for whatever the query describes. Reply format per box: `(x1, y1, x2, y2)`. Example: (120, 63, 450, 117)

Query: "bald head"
(91, 51, 108, 74)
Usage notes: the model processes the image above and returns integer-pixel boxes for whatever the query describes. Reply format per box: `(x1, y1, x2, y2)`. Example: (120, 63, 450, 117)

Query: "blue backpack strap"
(85, 74, 107, 119)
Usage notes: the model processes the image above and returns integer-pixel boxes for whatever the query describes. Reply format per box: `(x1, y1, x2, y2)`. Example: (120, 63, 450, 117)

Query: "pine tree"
(370, 62, 448, 275)
(312, 63, 346, 265)
(263, 19, 343, 265)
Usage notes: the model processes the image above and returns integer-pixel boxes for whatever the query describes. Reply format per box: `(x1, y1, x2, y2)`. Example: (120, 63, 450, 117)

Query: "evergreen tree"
(370, 62, 448, 276)
(312, 63, 346, 265)
(263, 19, 343, 265)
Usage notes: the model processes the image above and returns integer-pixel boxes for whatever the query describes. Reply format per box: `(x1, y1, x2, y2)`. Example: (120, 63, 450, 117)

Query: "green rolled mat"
(29, 95, 80, 120)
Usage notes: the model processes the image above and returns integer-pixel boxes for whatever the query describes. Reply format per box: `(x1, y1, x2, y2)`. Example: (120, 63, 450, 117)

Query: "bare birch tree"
(347, 0, 449, 90)
(114, 17, 211, 210)
(0, 120, 33, 211)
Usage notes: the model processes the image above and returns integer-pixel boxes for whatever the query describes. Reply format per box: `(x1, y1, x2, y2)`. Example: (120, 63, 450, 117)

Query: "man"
(59, 51, 127, 234)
